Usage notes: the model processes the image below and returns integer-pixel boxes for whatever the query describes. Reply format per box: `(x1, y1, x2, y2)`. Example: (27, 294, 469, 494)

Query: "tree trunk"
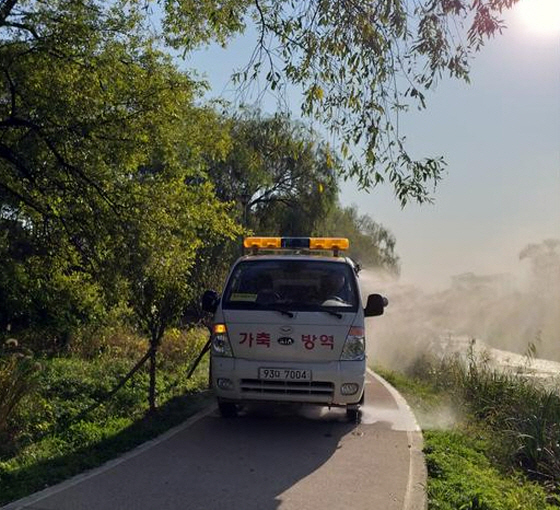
(73, 349, 151, 424)
(148, 343, 158, 413)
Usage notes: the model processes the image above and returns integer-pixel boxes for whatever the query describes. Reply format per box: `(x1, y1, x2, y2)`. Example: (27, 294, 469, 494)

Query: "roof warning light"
(243, 237, 349, 255)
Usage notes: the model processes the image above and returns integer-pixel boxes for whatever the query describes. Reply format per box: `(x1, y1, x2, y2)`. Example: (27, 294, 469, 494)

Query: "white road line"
(367, 368, 427, 510)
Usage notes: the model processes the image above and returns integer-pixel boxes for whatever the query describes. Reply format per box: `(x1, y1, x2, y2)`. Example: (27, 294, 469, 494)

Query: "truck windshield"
(222, 259, 359, 313)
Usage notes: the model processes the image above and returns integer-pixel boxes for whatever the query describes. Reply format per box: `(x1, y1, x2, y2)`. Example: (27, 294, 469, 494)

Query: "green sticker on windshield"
(230, 293, 257, 302)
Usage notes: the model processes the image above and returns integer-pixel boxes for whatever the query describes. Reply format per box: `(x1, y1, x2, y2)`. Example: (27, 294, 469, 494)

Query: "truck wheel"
(218, 401, 238, 418)
(346, 406, 361, 423)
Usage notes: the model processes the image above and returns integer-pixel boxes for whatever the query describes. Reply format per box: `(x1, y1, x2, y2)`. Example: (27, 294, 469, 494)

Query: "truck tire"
(346, 406, 361, 423)
(218, 401, 238, 418)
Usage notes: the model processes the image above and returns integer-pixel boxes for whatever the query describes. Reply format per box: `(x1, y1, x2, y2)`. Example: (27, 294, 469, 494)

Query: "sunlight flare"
(516, 0, 560, 35)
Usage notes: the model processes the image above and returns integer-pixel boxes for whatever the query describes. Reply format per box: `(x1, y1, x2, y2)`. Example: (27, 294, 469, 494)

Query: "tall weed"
(409, 351, 560, 496)
(0, 340, 41, 452)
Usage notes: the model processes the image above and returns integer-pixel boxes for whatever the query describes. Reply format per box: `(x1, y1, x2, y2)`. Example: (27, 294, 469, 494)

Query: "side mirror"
(201, 290, 220, 314)
(364, 294, 388, 317)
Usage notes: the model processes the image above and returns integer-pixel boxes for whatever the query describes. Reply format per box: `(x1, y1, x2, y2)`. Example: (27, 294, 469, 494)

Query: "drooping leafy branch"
(224, 0, 520, 204)
(155, 0, 517, 204)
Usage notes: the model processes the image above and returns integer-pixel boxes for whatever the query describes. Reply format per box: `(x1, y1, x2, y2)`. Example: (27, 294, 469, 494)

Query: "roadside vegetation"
(0, 328, 212, 505)
(380, 350, 560, 509)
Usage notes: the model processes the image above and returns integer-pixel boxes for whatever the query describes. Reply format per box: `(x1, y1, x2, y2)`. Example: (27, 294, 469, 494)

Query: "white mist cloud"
(361, 239, 560, 370)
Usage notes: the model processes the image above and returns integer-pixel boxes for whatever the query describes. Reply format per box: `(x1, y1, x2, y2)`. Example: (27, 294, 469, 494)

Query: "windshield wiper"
(321, 310, 343, 319)
(262, 305, 294, 318)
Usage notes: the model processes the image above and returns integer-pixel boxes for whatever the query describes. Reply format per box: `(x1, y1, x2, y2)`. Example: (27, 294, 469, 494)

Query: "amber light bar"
(309, 237, 350, 251)
(243, 237, 282, 249)
(243, 237, 349, 253)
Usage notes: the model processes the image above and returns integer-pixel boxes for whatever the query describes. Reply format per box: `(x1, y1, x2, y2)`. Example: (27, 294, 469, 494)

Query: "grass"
(424, 429, 555, 510)
(377, 352, 560, 510)
(0, 327, 213, 506)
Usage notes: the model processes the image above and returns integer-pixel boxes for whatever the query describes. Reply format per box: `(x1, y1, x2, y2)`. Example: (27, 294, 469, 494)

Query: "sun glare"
(515, 0, 560, 35)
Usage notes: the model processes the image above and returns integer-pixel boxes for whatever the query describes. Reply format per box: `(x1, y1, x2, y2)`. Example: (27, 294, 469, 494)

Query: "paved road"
(3, 370, 426, 510)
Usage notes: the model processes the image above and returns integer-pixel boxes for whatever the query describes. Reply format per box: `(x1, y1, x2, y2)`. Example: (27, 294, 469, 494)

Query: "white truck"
(201, 236, 387, 421)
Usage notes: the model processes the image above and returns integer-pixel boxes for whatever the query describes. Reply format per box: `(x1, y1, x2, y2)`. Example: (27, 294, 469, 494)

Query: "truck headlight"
(341, 383, 359, 395)
(217, 378, 234, 390)
(340, 327, 365, 361)
(212, 324, 233, 357)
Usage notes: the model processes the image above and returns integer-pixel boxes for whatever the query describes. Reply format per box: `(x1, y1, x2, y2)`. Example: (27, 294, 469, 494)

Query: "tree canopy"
(0, 0, 241, 345)
(1, 0, 519, 205)
(316, 204, 400, 274)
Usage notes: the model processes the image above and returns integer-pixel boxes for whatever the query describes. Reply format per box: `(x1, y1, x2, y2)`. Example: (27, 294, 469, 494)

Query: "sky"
(186, 0, 560, 291)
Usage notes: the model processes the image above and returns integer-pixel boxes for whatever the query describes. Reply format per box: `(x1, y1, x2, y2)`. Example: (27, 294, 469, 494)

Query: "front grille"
(240, 379, 334, 397)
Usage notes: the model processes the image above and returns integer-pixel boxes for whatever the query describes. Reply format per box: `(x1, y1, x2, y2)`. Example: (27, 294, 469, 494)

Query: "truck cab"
(202, 236, 387, 421)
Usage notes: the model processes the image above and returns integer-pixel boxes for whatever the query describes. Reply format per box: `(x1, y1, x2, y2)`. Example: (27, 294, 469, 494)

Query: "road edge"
(367, 368, 427, 510)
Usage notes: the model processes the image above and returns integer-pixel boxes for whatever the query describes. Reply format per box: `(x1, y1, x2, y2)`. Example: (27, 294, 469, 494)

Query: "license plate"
(258, 368, 311, 381)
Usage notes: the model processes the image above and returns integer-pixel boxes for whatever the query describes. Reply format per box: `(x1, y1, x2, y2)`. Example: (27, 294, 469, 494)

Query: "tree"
(207, 110, 339, 236)
(204, 110, 400, 274)
(1, 1, 163, 269)
(519, 239, 560, 289)
(316, 205, 399, 274)
(119, 178, 239, 411)
(519, 239, 560, 360)
(0, 0, 243, 410)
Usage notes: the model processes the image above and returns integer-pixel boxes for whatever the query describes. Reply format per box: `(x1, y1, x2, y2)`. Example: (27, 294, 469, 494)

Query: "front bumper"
(211, 357, 365, 406)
